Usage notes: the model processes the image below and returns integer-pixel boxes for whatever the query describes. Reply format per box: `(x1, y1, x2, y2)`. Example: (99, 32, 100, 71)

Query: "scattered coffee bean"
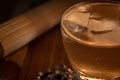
(35, 65, 80, 80)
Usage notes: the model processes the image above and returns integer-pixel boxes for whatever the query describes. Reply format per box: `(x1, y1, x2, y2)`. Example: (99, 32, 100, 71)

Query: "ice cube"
(91, 30, 112, 35)
(63, 10, 90, 27)
(88, 19, 116, 32)
(89, 13, 103, 20)
(63, 20, 88, 33)
(77, 5, 90, 13)
(63, 20, 79, 31)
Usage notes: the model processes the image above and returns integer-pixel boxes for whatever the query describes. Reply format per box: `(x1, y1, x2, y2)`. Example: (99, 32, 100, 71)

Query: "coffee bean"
(38, 72, 43, 77)
(35, 65, 80, 80)
(72, 76, 79, 80)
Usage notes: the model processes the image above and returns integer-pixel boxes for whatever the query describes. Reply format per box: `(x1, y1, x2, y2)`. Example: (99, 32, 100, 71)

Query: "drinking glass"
(61, 1, 120, 80)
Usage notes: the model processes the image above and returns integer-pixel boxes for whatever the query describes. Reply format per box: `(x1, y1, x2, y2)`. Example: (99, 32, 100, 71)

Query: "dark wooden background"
(0, 0, 47, 23)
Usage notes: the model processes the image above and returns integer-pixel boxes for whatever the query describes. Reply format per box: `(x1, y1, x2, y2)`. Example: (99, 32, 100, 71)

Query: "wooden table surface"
(7, 24, 71, 80)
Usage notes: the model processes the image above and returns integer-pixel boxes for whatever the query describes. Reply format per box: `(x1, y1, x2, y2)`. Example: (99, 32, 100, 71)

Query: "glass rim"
(61, 1, 120, 48)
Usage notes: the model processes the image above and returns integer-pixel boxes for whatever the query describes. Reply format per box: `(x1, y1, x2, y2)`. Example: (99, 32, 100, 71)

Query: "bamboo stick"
(0, 0, 80, 57)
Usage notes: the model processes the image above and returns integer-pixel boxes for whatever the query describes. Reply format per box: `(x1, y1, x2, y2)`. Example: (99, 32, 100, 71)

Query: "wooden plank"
(6, 45, 29, 67)
(0, 0, 80, 56)
(18, 25, 71, 80)
(6, 0, 83, 79)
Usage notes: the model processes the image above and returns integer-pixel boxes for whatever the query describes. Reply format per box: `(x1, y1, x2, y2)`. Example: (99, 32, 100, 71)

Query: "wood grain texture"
(5, 0, 85, 79)
(6, 45, 29, 67)
(0, 0, 81, 56)
(0, 42, 5, 58)
(18, 25, 71, 80)
(7, 25, 71, 80)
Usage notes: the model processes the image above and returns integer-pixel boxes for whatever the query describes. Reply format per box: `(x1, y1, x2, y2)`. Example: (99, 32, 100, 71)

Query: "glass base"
(72, 66, 120, 80)
(78, 74, 120, 80)
(80, 75, 106, 80)
(73, 68, 120, 80)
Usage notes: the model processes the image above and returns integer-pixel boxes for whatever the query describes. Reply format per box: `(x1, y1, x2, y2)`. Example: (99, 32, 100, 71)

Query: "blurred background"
(0, 0, 48, 24)
(0, 0, 120, 24)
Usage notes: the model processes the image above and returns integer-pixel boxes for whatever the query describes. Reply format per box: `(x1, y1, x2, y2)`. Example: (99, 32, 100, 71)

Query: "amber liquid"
(61, 2, 120, 79)
(63, 33, 120, 79)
